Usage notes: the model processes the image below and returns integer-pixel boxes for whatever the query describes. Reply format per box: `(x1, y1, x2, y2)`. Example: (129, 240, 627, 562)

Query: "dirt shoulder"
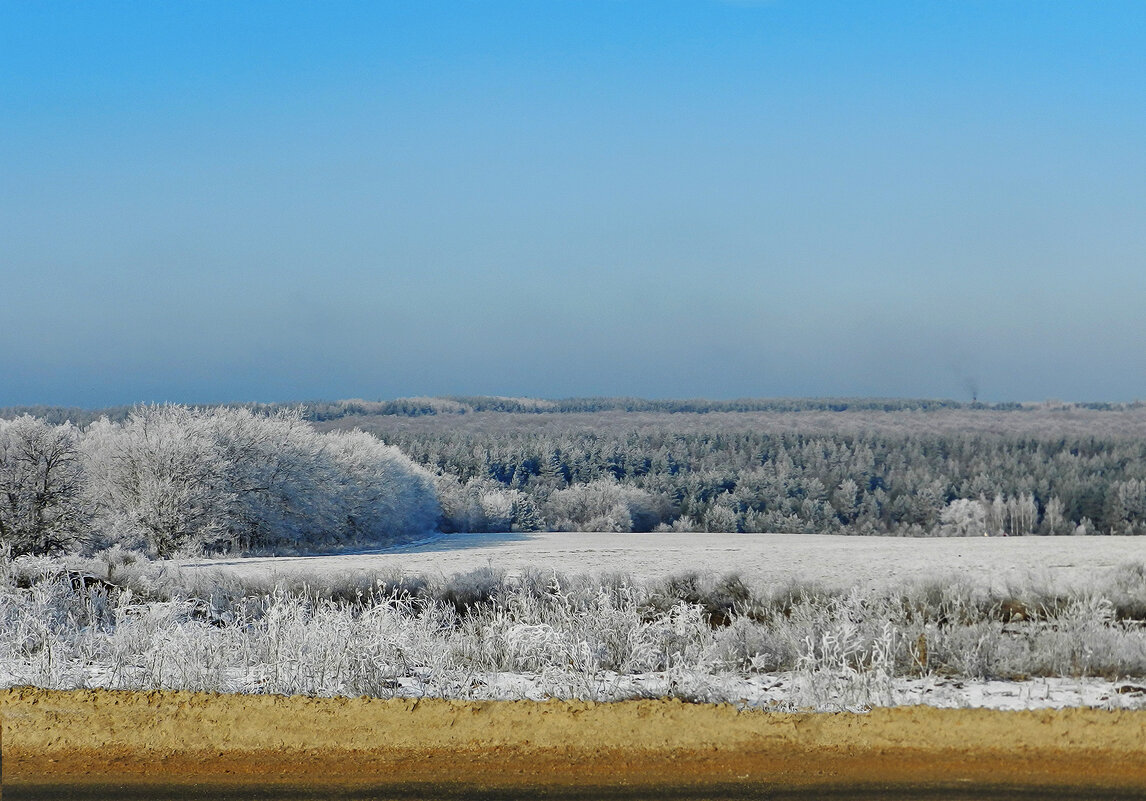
(4, 688, 1146, 793)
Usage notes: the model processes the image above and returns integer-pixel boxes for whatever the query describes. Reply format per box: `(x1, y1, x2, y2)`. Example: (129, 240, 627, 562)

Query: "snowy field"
(182, 532, 1146, 592)
(8, 534, 1146, 713)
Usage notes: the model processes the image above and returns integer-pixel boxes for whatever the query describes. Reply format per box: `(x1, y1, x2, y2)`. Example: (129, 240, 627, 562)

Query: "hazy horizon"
(4, 2, 1144, 407)
(3, 393, 1138, 416)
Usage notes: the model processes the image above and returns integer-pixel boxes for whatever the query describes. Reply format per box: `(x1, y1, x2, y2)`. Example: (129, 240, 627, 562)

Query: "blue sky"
(2, 1, 1144, 406)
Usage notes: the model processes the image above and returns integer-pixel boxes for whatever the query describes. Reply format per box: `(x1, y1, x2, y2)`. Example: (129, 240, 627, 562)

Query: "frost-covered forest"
(311, 398, 1146, 538)
(4, 398, 1146, 559)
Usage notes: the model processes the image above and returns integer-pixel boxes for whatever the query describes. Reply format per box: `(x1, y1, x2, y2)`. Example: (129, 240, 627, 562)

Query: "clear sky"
(2, 1, 1144, 407)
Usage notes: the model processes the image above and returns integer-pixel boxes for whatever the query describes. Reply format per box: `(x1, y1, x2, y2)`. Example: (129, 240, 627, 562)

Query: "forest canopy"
(315, 397, 1146, 539)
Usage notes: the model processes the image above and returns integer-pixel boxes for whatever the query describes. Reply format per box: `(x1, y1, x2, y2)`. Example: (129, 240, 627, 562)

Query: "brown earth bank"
(4, 688, 1146, 797)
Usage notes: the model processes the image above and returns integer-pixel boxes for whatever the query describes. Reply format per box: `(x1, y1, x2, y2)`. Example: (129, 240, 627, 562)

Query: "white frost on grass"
(375, 671, 1146, 712)
(5, 553, 1146, 713)
(3, 660, 1142, 713)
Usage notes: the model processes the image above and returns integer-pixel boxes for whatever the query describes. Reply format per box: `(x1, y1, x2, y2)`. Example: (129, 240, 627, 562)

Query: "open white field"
(182, 532, 1146, 591)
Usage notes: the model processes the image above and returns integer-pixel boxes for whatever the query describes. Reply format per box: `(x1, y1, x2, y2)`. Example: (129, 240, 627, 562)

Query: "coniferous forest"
(4, 397, 1146, 557)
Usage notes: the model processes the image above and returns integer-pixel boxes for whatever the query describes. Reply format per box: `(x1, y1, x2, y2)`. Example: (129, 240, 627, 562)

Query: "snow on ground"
(370, 672, 1146, 712)
(168, 533, 1146, 711)
(4, 665, 1142, 713)
(181, 532, 1146, 592)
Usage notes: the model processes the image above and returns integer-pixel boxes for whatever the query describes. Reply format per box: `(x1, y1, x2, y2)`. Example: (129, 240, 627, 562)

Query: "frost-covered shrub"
(1108, 561, 1146, 621)
(438, 566, 507, 616)
(3, 557, 1146, 706)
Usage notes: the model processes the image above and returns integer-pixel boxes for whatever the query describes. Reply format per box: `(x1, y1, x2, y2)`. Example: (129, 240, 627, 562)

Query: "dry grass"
(2, 553, 1146, 711)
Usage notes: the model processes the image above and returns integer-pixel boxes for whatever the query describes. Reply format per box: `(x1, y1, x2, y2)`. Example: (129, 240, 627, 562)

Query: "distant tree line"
(5, 398, 1146, 556)
(290, 396, 989, 420)
(326, 401, 1146, 537)
(0, 396, 1008, 426)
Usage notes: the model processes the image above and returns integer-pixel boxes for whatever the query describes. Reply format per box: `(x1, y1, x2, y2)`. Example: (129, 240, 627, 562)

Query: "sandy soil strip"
(4, 688, 1146, 794)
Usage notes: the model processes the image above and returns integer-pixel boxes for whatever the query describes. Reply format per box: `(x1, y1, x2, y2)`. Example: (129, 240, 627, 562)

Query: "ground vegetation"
(2, 552, 1145, 710)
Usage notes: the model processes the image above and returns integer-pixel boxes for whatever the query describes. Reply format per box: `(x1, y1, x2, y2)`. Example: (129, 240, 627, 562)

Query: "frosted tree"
(938, 498, 987, 537)
(986, 494, 1007, 536)
(1042, 495, 1067, 535)
(1005, 492, 1039, 536)
(832, 478, 861, 523)
(322, 428, 440, 545)
(0, 415, 88, 554)
(81, 407, 231, 556)
(81, 406, 440, 557)
(436, 476, 526, 532)
(543, 478, 665, 532)
(1107, 479, 1146, 535)
(703, 496, 740, 533)
(208, 407, 340, 551)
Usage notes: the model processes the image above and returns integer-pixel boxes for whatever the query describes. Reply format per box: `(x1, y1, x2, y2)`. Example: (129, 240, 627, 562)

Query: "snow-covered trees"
(0, 416, 88, 554)
(544, 479, 666, 532)
(322, 427, 442, 544)
(0, 406, 439, 558)
(81, 407, 230, 555)
(11, 397, 1146, 545)
(435, 476, 538, 533)
(362, 406, 1146, 536)
(938, 498, 987, 537)
(78, 406, 439, 557)
(939, 493, 1041, 537)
